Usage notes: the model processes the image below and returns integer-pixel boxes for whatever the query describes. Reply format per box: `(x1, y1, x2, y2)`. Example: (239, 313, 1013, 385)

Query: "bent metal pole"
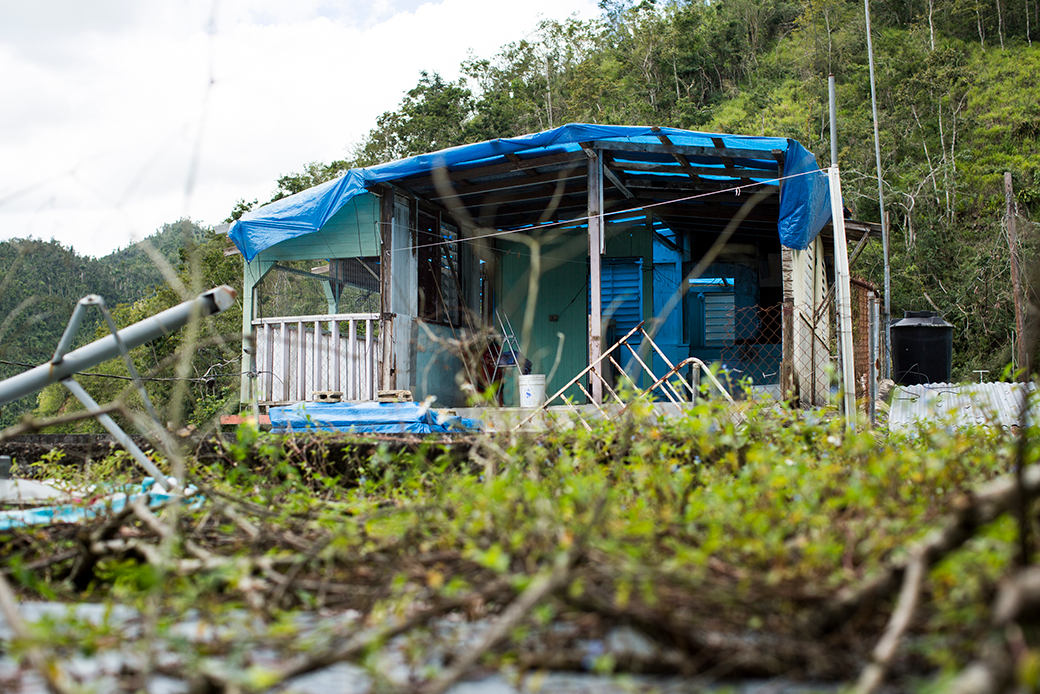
(0, 285, 237, 407)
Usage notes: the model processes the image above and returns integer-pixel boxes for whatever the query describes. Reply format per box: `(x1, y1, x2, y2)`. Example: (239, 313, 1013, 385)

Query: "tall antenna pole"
(829, 74, 838, 166)
(864, 0, 891, 379)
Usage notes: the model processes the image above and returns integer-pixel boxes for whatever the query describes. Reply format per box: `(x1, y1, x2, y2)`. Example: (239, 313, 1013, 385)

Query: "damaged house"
(226, 124, 875, 410)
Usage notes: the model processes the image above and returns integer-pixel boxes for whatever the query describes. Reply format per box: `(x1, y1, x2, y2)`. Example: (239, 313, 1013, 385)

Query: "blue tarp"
(0, 478, 201, 530)
(228, 124, 832, 260)
(269, 402, 481, 434)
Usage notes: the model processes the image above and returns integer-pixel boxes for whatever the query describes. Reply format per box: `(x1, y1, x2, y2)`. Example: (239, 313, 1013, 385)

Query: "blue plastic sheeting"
(270, 401, 481, 434)
(0, 478, 201, 530)
(228, 124, 831, 260)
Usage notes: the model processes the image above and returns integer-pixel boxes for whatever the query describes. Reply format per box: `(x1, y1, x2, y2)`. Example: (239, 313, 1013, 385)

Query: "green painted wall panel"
(498, 229, 589, 404)
(412, 322, 469, 408)
(256, 193, 380, 262)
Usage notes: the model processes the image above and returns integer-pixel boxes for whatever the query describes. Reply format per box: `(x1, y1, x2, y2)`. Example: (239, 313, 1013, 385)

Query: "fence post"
(781, 298, 794, 403)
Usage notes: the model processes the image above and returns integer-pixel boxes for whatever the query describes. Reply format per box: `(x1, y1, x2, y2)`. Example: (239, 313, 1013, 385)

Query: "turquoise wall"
(498, 229, 589, 404)
(412, 322, 470, 408)
(254, 193, 381, 263)
(496, 218, 659, 404)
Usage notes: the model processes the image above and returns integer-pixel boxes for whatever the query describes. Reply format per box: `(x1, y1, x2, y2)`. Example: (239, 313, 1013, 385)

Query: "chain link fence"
(709, 280, 878, 407)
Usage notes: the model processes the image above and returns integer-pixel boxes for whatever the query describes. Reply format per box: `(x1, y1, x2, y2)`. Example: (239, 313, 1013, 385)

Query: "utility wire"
(0, 359, 229, 384)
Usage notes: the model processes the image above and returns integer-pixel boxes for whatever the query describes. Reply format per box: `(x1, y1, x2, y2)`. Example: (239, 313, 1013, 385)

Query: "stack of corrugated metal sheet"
(889, 382, 1037, 433)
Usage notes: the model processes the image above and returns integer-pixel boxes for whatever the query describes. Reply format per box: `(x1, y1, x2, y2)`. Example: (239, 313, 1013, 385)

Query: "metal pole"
(0, 286, 236, 407)
(829, 75, 838, 167)
(864, 0, 892, 379)
(62, 378, 173, 491)
(52, 297, 96, 364)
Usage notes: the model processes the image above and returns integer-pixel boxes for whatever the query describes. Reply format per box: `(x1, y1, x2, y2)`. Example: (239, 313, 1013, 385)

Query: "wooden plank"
(253, 312, 379, 325)
(399, 150, 588, 190)
(589, 150, 604, 405)
(366, 318, 374, 400)
(379, 189, 394, 393)
(281, 321, 290, 402)
(601, 161, 634, 199)
(348, 319, 357, 400)
(591, 139, 783, 161)
(710, 137, 737, 168)
(263, 322, 274, 402)
(828, 167, 857, 429)
(461, 181, 585, 208)
(622, 176, 779, 193)
(424, 167, 587, 201)
(332, 319, 341, 394)
(655, 130, 698, 179)
(608, 160, 778, 178)
(506, 152, 538, 177)
(297, 321, 306, 401)
(313, 320, 322, 397)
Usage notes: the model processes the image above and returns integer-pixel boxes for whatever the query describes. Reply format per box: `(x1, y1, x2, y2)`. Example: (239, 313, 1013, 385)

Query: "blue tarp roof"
(228, 123, 832, 261)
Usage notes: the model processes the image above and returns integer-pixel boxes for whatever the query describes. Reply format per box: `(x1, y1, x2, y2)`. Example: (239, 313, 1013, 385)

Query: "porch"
(251, 313, 380, 406)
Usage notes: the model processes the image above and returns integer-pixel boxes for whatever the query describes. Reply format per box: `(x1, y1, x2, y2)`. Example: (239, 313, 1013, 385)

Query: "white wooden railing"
(252, 313, 380, 404)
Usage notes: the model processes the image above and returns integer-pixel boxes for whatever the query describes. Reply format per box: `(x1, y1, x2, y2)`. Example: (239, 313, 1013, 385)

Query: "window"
(686, 277, 735, 348)
(417, 212, 463, 326)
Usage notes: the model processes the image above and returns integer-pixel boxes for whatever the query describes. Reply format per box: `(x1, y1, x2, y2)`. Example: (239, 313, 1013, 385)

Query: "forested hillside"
(0, 220, 209, 428)
(246, 0, 1040, 379)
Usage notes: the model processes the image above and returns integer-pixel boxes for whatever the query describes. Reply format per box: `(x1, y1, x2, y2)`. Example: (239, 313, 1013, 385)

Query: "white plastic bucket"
(518, 374, 546, 408)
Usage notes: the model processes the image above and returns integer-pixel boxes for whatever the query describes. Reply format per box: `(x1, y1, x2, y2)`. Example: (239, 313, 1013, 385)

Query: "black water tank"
(891, 311, 954, 385)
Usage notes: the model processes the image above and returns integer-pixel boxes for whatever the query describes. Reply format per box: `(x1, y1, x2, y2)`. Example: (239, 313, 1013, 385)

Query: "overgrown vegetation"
(1, 402, 1037, 690)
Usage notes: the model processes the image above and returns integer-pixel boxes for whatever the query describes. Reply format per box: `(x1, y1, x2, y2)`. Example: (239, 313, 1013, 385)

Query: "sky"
(0, 0, 600, 258)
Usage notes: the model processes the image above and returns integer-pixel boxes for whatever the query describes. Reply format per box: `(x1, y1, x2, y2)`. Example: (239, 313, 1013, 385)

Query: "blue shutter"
(593, 258, 643, 344)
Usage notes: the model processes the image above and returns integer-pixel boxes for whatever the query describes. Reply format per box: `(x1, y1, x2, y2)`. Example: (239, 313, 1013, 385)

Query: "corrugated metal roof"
(889, 382, 1037, 433)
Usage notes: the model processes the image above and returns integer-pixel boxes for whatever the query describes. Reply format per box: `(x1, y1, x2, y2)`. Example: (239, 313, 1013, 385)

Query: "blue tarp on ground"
(269, 402, 481, 434)
(0, 478, 201, 530)
(228, 124, 832, 261)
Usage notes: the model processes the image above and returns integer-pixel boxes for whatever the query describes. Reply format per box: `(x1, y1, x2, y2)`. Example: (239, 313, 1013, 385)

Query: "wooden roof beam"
(623, 176, 779, 194)
(463, 181, 585, 208)
(591, 139, 783, 163)
(580, 141, 634, 200)
(603, 165, 635, 199)
(397, 150, 588, 190)
(423, 167, 586, 201)
(653, 128, 698, 180)
(609, 160, 782, 178)
(506, 152, 538, 177)
(710, 136, 757, 187)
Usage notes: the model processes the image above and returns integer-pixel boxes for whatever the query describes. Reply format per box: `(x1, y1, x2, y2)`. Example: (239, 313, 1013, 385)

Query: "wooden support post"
(869, 293, 879, 426)
(780, 298, 794, 402)
(281, 321, 290, 402)
(588, 152, 604, 404)
(380, 189, 395, 392)
(240, 259, 274, 404)
(829, 166, 858, 430)
(1007, 172, 1028, 379)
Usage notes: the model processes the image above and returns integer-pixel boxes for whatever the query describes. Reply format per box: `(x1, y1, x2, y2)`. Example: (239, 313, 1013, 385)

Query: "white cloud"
(0, 0, 599, 258)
